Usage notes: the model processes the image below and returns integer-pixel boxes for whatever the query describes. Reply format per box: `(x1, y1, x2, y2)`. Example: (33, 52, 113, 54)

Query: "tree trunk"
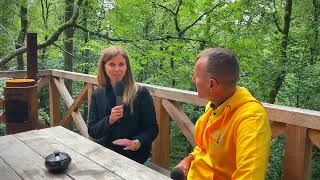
(64, 0, 74, 94)
(16, 5, 27, 70)
(268, 0, 292, 104)
(310, 0, 320, 65)
(40, 0, 51, 65)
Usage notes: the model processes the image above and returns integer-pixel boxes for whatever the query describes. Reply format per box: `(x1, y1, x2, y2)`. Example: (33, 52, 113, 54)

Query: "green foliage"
(39, 108, 50, 126)
(266, 135, 285, 180)
(0, 0, 319, 178)
(0, 123, 5, 136)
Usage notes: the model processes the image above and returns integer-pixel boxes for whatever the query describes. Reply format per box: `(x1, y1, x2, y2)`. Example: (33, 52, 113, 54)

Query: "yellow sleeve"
(232, 110, 271, 180)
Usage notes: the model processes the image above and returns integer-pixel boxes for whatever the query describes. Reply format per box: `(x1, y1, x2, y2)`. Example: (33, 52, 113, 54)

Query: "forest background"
(0, 0, 319, 179)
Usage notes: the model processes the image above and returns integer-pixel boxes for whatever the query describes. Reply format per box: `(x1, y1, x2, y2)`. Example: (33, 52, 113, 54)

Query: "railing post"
(49, 77, 61, 126)
(283, 125, 312, 180)
(87, 83, 94, 122)
(152, 97, 170, 169)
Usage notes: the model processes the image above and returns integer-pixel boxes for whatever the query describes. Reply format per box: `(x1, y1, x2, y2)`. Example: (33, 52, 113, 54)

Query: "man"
(175, 48, 271, 179)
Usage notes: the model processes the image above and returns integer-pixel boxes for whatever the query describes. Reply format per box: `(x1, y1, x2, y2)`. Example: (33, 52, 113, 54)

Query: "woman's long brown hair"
(97, 46, 139, 112)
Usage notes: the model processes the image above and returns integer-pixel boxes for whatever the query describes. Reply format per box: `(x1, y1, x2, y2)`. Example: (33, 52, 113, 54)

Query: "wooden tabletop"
(0, 126, 171, 180)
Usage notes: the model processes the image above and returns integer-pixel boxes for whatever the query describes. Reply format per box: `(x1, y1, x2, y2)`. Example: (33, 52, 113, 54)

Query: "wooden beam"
(53, 77, 89, 138)
(53, 78, 73, 107)
(0, 113, 4, 123)
(0, 98, 4, 109)
(270, 121, 286, 139)
(308, 129, 320, 149)
(87, 83, 94, 121)
(51, 69, 97, 84)
(152, 97, 170, 170)
(49, 76, 61, 126)
(37, 76, 50, 92)
(142, 83, 207, 107)
(0, 70, 51, 78)
(2, 69, 320, 131)
(283, 125, 312, 180)
(264, 103, 320, 130)
(162, 99, 195, 147)
(62, 84, 88, 127)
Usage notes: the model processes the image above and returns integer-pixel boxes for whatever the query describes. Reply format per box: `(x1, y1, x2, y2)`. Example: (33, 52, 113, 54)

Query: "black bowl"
(45, 151, 71, 173)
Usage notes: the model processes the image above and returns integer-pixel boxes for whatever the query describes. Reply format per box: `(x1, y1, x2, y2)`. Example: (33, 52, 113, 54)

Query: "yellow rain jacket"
(188, 87, 271, 180)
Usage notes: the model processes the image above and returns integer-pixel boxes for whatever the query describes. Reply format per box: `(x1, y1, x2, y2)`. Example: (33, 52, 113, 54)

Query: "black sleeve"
(133, 87, 159, 147)
(88, 92, 111, 139)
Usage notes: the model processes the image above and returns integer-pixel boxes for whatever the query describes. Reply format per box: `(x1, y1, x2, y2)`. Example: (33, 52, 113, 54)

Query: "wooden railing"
(1, 69, 320, 180)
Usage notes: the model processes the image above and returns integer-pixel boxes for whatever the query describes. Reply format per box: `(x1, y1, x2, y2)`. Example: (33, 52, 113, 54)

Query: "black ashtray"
(45, 151, 71, 173)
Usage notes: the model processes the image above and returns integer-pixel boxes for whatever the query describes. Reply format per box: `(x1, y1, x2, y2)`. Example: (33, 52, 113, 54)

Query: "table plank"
(0, 135, 71, 180)
(0, 157, 22, 180)
(14, 129, 122, 180)
(42, 126, 170, 180)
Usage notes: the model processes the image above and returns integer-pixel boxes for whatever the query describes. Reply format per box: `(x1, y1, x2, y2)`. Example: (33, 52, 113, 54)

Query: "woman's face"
(105, 54, 127, 86)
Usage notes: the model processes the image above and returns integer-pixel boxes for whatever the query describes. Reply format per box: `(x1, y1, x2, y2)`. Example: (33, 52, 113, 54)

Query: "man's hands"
(109, 105, 123, 125)
(175, 154, 194, 176)
(113, 138, 141, 151)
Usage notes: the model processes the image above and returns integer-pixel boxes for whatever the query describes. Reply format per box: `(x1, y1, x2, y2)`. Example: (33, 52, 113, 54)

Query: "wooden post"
(152, 97, 170, 169)
(283, 125, 312, 180)
(27, 33, 38, 80)
(49, 77, 61, 126)
(87, 83, 94, 122)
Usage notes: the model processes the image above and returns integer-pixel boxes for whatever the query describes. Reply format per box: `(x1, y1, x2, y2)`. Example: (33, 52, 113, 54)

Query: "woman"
(88, 46, 159, 164)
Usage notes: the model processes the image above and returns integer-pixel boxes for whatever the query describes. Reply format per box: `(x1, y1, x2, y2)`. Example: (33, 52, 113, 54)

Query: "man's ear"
(209, 78, 218, 92)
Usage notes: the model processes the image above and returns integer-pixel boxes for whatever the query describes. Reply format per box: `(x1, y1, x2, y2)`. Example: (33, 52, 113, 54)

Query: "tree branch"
(53, 43, 74, 57)
(155, 2, 175, 15)
(74, 24, 132, 42)
(272, 0, 283, 34)
(0, 0, 83, 67)
(180, 2, 223, 36)
(0, 23, 16, 48)
(174, 0, 183, 35)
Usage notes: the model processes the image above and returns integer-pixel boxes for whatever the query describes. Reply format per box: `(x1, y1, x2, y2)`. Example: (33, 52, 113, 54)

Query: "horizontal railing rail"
(1, 69, 320, 180)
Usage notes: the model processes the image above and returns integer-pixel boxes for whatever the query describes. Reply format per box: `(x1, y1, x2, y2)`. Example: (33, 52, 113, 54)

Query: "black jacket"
(88, 85, 159, 163)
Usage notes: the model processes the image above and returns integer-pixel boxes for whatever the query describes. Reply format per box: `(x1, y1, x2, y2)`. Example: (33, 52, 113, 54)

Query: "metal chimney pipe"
(27, 33, 38, 81)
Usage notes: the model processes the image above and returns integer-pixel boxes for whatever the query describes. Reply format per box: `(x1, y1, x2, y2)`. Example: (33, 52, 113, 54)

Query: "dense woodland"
(0, 0, 319, 179)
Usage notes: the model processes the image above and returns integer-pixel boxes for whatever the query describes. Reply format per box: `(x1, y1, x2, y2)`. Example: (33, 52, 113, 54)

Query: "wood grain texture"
(15, 130, 121, 180)
(308, 129, 320, 149)
(0, 157, 22, 180)
(49, 76, 61, 126)
(0, 70, 51, 78)
(37, 76, 50, 92)
(162, 99, 195, 147)
(152, 97, 170, 169)
(43, 126, 170, 180)
(0, 135, 71, 180)
(270, 121, 286, 139)
(53, 78, 89, 138)
(264, 103, 320, 130)
(283, 125, 312, 180)
(62, 84, 88, 127)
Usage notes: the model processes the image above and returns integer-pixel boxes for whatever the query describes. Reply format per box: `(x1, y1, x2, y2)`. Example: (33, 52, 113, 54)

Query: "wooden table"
(0, 126, 171, 180)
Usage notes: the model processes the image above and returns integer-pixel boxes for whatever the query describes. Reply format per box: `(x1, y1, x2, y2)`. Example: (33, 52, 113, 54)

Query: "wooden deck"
(0, 126, 170, 180)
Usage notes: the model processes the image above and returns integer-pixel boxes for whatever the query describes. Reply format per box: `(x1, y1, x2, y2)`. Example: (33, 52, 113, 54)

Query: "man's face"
(192, 57, 210, 99)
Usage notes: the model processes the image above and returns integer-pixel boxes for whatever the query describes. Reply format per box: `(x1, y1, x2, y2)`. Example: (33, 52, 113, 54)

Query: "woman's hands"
(112, 138, 141, 151)
(108, 105, 123, 125)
